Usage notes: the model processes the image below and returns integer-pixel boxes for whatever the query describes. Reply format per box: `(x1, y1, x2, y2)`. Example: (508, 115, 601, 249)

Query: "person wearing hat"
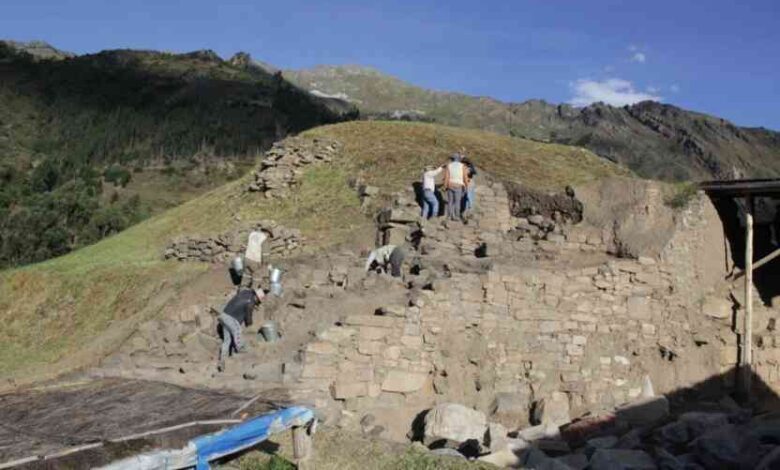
(216, 285, 265, 372)
(421, 164, 444, 219)
(443, 152, 470, 221)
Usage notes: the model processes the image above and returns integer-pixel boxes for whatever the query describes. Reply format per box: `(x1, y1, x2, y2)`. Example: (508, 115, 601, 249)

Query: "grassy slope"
(0, 121, 626, 384)
(303, 121, 627, 191)
(232, 427, 495, 470)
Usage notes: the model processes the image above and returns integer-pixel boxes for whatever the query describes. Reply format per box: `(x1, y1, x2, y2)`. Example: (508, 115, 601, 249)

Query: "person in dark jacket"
(217, 286, 264, 372)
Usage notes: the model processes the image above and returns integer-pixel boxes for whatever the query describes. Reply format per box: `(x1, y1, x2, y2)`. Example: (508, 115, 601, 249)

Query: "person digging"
(216, 285, 265, 372)
(365, 244, 407, 277)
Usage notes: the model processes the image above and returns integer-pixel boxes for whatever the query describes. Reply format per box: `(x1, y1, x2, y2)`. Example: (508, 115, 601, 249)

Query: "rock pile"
(164, 220, 303, 263)
(416, 394, 780, 470)
(247, 136, 342, 197)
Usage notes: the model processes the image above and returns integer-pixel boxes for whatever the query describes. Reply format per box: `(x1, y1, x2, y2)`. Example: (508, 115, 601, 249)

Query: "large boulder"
(691, 424, 761, 469)
(490, 391, 532, 429)
(423, 403, 488, 445)
(532, 392, 571, 426)
(589, 449, 657, 470)
(678, 412, 729, 437)
(615, 396, 669, 428)
(701, 296, 733, 320)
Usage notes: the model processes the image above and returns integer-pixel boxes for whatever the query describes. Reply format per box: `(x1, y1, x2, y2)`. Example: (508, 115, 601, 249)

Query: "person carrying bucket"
(216, 285, 265, 372)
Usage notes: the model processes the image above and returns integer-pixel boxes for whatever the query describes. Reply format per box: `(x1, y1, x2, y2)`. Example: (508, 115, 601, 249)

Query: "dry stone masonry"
(247, 136, 342, 197)
(164, 220, 304, 263)
(105, 141, 780, 469)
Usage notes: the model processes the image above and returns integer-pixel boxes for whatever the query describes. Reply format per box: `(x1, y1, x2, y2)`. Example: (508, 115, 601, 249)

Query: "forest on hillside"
(0, 44, 354, 268)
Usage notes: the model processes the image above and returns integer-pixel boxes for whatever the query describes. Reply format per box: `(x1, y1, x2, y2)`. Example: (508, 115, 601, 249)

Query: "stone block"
(540, 321, 562, 333)
(359, 326, 390, 341)
(571, 314, 597, 323)
(572, 335, 587, 345)
(381, 369, 428, 393)
(302, 364, 337, 379)
(358, 341, 384, 356)
(344, 314, 397, 328)
(383, 345, 402, 360)
(332, 381, 368, 400)
(532, 392, 571, 426)
(318, 326, 356, 342)
(306, 341, 337, 355)
(337, 362, 374, 382)
(400, 335, 423, 348)
(490, 391, 532, 429)
(627, 296, 651, 319)
(424, 403, 487, 444)
(702, 296, 733, 320)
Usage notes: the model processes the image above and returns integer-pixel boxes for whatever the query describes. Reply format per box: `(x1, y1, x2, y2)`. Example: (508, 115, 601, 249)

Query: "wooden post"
(741, 195, 754, 399)
(292, 425, 312, 469)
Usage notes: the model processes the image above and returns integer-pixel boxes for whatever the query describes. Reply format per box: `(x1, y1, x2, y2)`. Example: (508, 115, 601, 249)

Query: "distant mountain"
(285, 65, 780, 181)
(0, 39, 75, 60)
(0, 45, 356, 267)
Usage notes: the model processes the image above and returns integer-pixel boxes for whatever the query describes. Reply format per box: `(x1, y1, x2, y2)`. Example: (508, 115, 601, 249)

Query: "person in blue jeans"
(421, 165, 443, 219)
(462, 158, 477, 212)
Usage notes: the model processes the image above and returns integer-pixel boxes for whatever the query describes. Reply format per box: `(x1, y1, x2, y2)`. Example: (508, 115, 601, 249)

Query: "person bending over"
(217, 286, 264, 372)
(365, 244, 407, 277)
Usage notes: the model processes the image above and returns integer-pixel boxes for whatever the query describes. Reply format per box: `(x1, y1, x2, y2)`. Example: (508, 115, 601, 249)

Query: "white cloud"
(631, 52, 646, 63)
(569, 78, 662, 107)
(628, 44, 638, 52)
(647, 86, 660, 93)
(670, 84, 681, 93)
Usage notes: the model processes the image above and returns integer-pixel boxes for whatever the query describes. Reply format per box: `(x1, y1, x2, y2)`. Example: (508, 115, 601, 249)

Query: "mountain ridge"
(284, 64, 780, 181)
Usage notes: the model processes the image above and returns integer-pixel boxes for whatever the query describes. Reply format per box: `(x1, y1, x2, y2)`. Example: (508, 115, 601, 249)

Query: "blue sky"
(2, 0, 778, 129)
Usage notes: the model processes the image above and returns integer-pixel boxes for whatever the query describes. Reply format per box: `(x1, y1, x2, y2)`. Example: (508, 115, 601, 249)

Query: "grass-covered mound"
(0, 121, 627, 386)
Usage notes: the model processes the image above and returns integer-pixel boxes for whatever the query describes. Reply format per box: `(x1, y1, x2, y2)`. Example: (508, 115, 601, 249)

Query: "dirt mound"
(575, 177, 676, 258)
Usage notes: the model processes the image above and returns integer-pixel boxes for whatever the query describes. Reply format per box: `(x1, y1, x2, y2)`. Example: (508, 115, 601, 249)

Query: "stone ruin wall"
(296, 189, 753, 438)
(163, 220, 304, 263)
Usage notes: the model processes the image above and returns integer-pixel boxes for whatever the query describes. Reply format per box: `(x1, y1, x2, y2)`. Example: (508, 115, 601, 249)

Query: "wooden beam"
(741, 196, 754, 399)
(729, 245, 780, 282)
(292, 425, 313, 469)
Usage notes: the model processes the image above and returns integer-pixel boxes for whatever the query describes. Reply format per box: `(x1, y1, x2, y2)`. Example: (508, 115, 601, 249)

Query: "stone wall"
(247, 136, 341, 197)
(293, 182, 748, 440)
(163, 220, 304, 263)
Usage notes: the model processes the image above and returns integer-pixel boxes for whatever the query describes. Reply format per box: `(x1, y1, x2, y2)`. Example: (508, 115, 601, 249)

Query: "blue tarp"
(192, 406, 314, 470)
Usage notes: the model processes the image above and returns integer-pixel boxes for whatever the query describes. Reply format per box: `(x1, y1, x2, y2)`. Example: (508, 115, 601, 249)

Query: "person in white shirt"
(421, 165, 443, 219)
(443, 153, 470, 221)
(364, 244, 406, 277)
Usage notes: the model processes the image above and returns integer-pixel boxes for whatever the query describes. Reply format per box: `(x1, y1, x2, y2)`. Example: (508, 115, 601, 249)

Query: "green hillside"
(0, 44, 354, 269)
(0, 120, 627, 385)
